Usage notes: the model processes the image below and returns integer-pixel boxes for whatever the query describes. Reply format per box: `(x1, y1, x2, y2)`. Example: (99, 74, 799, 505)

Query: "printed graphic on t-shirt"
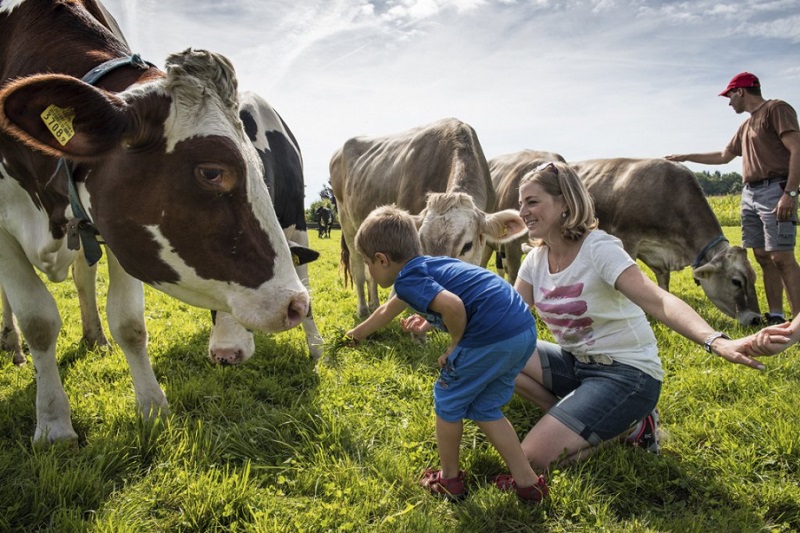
(535, 282, 595, 345)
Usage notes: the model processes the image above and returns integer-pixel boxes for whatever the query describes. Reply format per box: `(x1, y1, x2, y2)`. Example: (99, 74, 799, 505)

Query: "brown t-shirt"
(726, 99, 799, 182)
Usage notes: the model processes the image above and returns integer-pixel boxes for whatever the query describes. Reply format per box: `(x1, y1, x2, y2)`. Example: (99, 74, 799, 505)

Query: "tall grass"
(1, 195, 799, 532)
(707, 195, 741, 227)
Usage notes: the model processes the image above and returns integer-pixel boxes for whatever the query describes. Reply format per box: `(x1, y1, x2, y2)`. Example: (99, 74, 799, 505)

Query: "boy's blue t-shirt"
(393, 255, 536, 348)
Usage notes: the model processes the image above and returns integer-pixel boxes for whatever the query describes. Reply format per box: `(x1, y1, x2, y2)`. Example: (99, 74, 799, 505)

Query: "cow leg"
(72, 254, 109, 347)
(105, 249, 167, 419)
(289, 230, 324, 359)
(505, 241, 523, 286)
(479, 242, 495, 271)
(208, 311, 255, 365)
(654, 269, 670, 291)
(347, 237, 371, 317)
(366, 278, 380, 314)
(0, 245, 76, 442)
(0, 285, 26, 365)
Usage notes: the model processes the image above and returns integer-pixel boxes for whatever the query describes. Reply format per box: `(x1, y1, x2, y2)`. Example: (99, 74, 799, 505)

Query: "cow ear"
(484, 209, 528, 243)
(288, 242, 320, 266)
(0, 74, 129, 160)
(692, 262, 719, 280)
(410, 211, 425, 229)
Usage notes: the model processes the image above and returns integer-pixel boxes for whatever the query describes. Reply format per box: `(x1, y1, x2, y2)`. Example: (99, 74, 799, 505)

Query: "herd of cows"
(0, 0, 762, 444)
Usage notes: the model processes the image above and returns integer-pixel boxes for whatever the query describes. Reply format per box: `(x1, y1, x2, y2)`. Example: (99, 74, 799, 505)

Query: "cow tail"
(340, 234, 353, 288)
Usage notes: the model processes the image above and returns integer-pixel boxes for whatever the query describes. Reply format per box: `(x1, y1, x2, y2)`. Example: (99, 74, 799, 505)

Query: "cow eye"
(196, 165, 224, 183)
(195, 164, 236, 192)
(460, 242, 473, 256)
(732, 278, 743, 288)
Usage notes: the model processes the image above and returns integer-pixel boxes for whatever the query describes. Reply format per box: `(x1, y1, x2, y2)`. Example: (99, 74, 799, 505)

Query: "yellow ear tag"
(40, 104, 76, 146)
(292, 254, 300, 266)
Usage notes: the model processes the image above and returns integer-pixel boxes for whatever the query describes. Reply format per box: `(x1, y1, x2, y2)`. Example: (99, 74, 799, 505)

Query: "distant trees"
(694, 170, 743, 196)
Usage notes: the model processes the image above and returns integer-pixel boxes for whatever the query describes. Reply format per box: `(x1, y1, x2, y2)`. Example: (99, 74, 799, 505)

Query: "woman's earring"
(561, 212, 568, 218)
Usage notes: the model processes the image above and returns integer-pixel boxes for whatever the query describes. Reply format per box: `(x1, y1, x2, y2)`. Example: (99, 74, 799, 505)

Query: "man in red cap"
(667, 72, 800, 325)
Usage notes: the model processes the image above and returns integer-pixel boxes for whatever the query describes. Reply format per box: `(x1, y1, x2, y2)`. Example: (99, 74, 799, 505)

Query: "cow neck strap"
(63, 53, 155, 267)
(692, 234, 728, 269)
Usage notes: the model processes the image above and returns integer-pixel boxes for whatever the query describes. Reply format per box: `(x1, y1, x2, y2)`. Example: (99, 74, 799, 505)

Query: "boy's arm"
(427, 290, 467, 358)
(346, 295, 408, 341)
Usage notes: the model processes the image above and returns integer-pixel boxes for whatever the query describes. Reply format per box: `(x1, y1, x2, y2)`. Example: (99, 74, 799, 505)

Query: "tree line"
(304, 171, 744, 224)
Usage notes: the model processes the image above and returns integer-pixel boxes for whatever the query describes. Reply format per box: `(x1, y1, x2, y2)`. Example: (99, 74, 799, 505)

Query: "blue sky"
(103, 0, 800, 206)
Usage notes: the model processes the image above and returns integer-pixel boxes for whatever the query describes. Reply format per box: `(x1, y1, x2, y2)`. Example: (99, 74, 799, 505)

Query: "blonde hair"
(355, 205, 422, 262)
(520, 161, 598, 242)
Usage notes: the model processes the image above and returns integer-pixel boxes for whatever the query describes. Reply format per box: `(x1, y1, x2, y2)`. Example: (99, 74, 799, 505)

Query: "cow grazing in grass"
(0, 0, 312, 442)
(487, 152, 761, 325)
(330, 118, 526, 317)
(570, 158, 761, 325)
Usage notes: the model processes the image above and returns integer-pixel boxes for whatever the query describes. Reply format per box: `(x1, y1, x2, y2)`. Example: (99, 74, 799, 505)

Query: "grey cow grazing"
(486, 153, 762, 326)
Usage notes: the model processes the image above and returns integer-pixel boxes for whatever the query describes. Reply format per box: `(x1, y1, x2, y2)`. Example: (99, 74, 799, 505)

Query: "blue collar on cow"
(692, 234, 729, 269)
(62, 54, 156, 266)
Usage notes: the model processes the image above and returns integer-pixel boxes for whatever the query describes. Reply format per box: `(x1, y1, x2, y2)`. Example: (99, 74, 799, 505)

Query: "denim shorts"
(537, 340, 662, 445)
(741, 180, 797, 251)
(434, 327, 536, 423)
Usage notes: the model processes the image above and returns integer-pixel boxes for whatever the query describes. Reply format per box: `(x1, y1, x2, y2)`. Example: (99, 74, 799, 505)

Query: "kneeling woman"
(513, 162, 765, 470)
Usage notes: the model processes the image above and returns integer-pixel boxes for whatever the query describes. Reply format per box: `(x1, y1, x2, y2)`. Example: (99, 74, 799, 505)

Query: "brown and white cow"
(330, 118, 526, 317)
(0, 0, 311, 442)
(207, 90, 323, 364)
(487, 152, 761, 325)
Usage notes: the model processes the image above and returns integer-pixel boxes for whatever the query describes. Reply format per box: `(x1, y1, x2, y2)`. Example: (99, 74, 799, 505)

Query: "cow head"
(413, 192, 527, 264)
(693, 246, 762, 326)
(0, 49, 309, 333)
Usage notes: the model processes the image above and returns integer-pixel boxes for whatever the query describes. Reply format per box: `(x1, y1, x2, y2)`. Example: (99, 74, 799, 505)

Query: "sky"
(102, 0, 800, 207)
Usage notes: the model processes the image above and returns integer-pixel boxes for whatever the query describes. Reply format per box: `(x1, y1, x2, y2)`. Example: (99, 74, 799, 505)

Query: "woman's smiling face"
(518, 181, 567, 241)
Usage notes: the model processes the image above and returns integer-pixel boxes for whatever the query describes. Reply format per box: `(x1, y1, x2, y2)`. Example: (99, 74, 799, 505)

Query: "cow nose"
(286, 295, 309, 329)
(211, 348, 245, 365)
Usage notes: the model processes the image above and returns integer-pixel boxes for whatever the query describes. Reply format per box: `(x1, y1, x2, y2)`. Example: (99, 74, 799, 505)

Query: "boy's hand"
(343, 330, 360, 347)
(401, 314, 432, 334)
(438, 345, 455, 368)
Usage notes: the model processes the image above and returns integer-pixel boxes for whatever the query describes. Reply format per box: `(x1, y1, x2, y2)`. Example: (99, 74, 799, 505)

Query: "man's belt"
(745, 177, 787, 188)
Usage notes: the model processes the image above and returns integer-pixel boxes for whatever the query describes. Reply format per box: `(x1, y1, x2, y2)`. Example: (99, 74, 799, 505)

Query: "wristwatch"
(703, 332, 730, 353)
(785, 189, 798, 197)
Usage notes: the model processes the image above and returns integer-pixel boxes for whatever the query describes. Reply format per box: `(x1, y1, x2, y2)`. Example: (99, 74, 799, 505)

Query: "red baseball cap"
(719, 72, 760, 96)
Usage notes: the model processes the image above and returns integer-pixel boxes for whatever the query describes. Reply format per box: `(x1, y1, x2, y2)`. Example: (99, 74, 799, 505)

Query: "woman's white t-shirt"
(518, 230, 664, 381)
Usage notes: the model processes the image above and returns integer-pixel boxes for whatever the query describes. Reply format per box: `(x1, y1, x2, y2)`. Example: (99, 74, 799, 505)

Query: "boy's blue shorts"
(434, 327, 536, 422)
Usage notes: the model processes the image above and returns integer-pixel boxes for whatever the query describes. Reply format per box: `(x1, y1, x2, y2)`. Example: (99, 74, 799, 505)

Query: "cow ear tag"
(40, 104, 76, 146)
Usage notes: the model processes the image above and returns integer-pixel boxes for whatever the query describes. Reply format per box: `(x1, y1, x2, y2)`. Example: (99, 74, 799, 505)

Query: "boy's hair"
(520, 161, 598, 242)
(355, 205, 422, 262)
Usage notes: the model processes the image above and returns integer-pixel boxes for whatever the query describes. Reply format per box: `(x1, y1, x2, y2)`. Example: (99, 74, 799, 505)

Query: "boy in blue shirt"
(346, 205, 548, 503)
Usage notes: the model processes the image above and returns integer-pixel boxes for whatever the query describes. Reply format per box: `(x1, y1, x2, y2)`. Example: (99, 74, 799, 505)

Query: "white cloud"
(101, 0, 798, 204)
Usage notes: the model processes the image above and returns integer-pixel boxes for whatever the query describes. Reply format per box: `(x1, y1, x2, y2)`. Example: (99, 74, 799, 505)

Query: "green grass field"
(1, 196, 799, 532)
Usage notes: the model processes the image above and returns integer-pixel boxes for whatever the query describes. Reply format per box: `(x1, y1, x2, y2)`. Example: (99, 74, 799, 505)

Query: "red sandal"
(419, 468, 466, 500)
(495, 473, 549, 503)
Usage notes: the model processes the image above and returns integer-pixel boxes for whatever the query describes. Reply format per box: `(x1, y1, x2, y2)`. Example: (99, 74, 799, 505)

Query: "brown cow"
(330, 118, 525, 317)
(487, 153, 761, 326)
(0, 0, 311, 442)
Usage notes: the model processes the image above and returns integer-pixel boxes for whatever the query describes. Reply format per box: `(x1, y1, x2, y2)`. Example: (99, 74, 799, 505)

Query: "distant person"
(345, 205, 548, 503)
(510, 162, 767, 471)
(666, 72, 800, 325)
